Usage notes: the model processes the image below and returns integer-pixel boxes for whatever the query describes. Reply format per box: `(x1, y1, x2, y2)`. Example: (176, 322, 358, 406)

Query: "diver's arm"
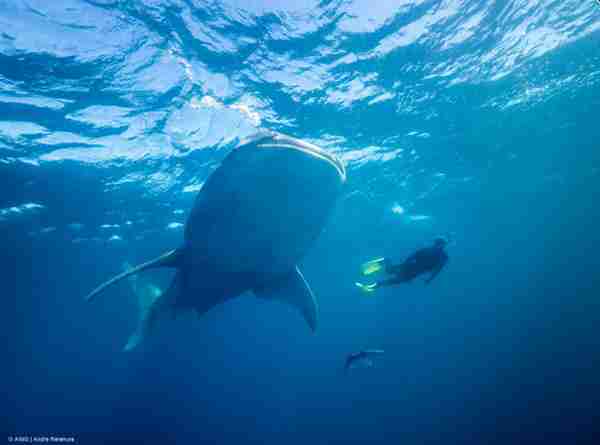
(425, 256, 447, 284)
(384, 258, 402, 274)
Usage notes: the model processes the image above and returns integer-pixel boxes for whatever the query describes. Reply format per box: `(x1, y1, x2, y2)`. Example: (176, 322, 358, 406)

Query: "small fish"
(344, 349, 385, 371)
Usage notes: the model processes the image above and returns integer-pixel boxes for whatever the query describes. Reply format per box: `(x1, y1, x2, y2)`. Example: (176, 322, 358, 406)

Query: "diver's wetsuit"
(377, 243, 448, 288)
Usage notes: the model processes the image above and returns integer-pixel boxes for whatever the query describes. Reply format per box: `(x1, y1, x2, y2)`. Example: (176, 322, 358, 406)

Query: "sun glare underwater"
(3, 0, 600, 444)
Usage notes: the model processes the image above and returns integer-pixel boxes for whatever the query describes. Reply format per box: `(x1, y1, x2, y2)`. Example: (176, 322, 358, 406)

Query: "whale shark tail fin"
(122, 261, 137, 286)
(254, 266, 318, 332)
(85, 249, 182, 302)
(120, 262, 163, 351)
(123, 272, 182, 352)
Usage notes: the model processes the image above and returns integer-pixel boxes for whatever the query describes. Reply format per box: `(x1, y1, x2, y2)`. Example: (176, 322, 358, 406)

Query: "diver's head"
(433, 237, 447, 248)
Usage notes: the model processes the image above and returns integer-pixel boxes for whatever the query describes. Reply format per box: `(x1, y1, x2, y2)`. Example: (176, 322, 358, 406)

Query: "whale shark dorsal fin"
(85, 248, 182, 303)
(253, 266, 318, 332)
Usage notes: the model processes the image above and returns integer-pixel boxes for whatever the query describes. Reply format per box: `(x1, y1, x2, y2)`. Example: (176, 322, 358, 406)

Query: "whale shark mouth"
(256, 132, 346, 183)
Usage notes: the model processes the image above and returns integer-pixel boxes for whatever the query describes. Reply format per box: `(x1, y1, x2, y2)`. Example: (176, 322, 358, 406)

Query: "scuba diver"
(356, 238, 449, 293)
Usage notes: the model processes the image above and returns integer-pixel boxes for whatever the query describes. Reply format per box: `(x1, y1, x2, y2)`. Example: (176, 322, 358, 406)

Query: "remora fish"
(344, 349, 385, 370)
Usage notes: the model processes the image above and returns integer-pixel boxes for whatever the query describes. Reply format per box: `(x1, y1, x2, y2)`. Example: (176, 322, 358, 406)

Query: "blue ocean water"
(2, 0, 600, 443)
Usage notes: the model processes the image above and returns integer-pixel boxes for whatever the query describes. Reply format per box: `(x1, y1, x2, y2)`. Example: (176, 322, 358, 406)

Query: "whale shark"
(85, 131, 346, 350)
(120, 262, 164, 350)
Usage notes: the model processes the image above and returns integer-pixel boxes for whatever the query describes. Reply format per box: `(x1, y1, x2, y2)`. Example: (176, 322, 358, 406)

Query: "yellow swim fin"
(355, 282, 377, 293)
(361, 257, 386, 276)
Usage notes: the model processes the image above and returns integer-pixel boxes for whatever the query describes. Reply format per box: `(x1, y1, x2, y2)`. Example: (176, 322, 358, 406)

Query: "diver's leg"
(357, 276, 403, 293)
(385, 261, 400, 274)
(385, 260, 409, 277)
(377, 276, 406, 287)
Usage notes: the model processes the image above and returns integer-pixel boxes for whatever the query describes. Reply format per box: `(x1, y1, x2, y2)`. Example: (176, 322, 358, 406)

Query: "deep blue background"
(2, 1, 600, 443)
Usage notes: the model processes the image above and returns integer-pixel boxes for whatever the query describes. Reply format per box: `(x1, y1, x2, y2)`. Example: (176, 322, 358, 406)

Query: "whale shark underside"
(85, 131, 346, 350)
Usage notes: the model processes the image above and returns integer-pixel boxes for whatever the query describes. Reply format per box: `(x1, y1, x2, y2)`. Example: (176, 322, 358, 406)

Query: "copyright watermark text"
(7, 436, 75, 443)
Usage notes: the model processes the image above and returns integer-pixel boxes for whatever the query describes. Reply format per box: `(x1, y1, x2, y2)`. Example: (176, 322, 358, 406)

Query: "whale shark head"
(248, 131, 346, 183)
(246, 131, 345, 220)
(184, 131, 346, 272)
(228, 131, 346, 205)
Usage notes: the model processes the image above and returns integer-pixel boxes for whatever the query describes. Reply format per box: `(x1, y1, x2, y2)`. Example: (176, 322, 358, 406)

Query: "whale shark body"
(85, 131, 346, 350)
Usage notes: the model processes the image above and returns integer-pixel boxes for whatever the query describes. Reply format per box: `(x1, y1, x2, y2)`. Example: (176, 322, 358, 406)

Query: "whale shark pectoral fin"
(123, 272, 182, 352)
(85, 248, 182, 302)
(254, 266, 318, 333)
